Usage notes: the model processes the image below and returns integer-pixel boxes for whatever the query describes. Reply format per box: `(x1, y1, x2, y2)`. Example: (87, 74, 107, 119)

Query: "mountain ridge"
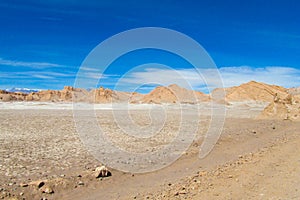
(0, 81, 296, 104)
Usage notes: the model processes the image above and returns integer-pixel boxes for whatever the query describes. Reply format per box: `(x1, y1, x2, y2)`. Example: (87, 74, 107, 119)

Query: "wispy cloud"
(0, 71, 75, 79)
(0, 58, 63, 69)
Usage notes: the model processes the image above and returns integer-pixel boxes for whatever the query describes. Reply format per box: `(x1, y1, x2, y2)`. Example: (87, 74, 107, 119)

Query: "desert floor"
(0, 102, 299, 199)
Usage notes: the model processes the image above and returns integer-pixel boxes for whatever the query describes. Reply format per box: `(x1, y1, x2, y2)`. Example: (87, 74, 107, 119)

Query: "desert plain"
(0, 81, 300, 200)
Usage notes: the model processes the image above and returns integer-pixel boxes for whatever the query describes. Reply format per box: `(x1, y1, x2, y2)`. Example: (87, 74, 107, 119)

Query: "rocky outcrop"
(258, 93, 300, 121)
(90, 87, 119, 103)
(0, 90, 26, 101)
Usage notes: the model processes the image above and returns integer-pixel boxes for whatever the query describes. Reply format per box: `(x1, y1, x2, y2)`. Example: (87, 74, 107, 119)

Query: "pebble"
(42, 187, 54, 194)
(30, 180, 45, 188)
(94, 166, 111, 178)
(19, 183, 28, 187)
(78, 181, 84, 186)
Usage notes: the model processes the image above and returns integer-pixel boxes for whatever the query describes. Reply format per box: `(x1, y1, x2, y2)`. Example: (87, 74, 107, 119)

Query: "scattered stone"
(19, 183, 28, 187)
(77, 175, 82, 178)
(19, 192, 24, 196)
(252, 130, 257, 134)
(228, 175, 233, 178)
(94, 166, 111, 178)
(78, 181, 84, 186)
(29, 180, 45, 188)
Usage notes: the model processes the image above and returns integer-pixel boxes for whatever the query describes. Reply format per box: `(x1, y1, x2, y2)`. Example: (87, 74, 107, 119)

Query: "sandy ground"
(0, 102, 299, 199)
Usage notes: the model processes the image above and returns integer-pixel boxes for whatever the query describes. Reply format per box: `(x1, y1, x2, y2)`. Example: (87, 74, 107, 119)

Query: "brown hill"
(0, 86, 144, 104)
(213, 81, 289, 102)
(0, 90, 27, 101)
(141, 84, 210, 104)
(24, 86, 88, 102)
(258, 94, 300, 121)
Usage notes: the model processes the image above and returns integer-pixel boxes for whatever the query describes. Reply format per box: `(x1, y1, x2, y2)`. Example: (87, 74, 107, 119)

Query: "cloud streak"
(0, 58, 63, 69)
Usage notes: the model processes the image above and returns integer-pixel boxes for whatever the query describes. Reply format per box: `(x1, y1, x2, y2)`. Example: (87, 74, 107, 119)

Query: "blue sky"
(0, 0, 300, 93)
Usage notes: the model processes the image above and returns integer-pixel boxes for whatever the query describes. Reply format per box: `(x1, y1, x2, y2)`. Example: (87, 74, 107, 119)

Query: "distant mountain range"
(0, 81, 299, 104)
(5, 88, 42, 94)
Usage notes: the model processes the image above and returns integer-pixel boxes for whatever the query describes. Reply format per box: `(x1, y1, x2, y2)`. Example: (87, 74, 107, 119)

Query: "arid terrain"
(0, 81, 300, 199)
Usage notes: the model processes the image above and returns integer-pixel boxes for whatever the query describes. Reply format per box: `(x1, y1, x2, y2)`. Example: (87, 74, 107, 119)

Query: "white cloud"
(115, 66, 300, 92)
(219, 66, 300, 88)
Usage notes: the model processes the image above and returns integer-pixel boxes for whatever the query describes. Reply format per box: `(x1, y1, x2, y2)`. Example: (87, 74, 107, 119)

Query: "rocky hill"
(141, 84, 210, 104)
(213, 81, 289, 102)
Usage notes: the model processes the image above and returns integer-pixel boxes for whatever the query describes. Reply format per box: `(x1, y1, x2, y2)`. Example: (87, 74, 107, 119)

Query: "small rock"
(29, 180, 45, 188)
(94, 166, 111, 178)
(77, 175, 82, 178)
(252, 130, 257, 134)
(19, 192, 24, 196)
(78, 181, 84, 186)
(179, 190, 187, 195)
(19, 183, 28, 187)
(228, 175, 233, 178)
(41, 186, 54, 194)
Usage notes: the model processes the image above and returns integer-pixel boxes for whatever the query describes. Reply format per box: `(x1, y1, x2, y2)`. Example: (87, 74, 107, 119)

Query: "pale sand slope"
(0, 103, 299, 199)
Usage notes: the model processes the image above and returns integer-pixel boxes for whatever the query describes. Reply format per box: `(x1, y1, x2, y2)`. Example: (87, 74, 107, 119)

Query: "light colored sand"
(1, 103, 299, 200)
